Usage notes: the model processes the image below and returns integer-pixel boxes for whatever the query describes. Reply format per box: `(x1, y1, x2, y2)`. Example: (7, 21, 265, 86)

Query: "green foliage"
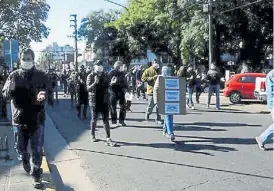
(0, 0, 50, 49)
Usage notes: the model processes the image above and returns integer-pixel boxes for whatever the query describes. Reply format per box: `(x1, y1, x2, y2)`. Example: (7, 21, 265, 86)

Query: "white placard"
(165, 90, 180, 102)
(165, 103, 180, 114)
(165, 79, 179, 89)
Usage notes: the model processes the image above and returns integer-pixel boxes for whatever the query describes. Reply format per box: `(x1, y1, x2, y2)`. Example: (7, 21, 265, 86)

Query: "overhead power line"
(221, 0, 267, 14)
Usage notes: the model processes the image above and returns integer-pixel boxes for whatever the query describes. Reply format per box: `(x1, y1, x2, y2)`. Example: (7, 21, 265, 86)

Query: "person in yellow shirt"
(141, 60, 162, 124)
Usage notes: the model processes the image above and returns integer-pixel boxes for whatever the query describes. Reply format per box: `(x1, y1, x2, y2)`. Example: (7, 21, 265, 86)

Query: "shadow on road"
(49, 164, 77, 191)
(176, 122, 261, 128)
(176, 135, 257, 145)
(69, 147, 272, 180)
(114, 141, 237, 156)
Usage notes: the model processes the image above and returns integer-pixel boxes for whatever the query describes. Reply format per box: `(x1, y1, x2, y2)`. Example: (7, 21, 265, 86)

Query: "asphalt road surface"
(47, 97, 273, 191)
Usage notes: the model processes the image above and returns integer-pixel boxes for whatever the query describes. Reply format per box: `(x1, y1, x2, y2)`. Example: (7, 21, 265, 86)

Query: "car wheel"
(229, 92, 241, 104)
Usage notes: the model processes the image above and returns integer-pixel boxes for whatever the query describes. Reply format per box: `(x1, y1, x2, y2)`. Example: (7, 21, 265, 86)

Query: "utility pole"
(208, 0, 213, 69)
(70, 14, 78, 71)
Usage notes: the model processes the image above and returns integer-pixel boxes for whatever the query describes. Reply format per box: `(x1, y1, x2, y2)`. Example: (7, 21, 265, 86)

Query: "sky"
(30, 0, 126, 55)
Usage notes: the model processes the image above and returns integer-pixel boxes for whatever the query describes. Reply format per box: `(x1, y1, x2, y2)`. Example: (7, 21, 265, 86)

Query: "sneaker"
(206, 105, 210, 109)
(190, 106, 195, 110)
(17, 154, 22, 161)
(170, 134, 175, 141)
(91, 136, 98, 142)
(32, 168, 43, 189)
(163, 131, 167, 136)
(255, 137, 266, 151)
(216, 107, 220, 110)
(22, 159, 31, 173)
(145, 114, 150, 121)
(111, 123, 119, 128)
(156, 120, 163, 125)
(118, 121, 127, 126)
(105, 138, 116, 147)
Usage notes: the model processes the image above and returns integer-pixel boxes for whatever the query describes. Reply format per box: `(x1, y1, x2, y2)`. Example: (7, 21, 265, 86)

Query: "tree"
(109, 0, 186, 65)
(0, 0, 50, 49)
(78, 9, 118, 60)
(110, 0, 273, 69)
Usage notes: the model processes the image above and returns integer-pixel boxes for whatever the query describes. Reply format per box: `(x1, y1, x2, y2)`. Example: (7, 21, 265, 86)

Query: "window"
(239, 76, 256, 83)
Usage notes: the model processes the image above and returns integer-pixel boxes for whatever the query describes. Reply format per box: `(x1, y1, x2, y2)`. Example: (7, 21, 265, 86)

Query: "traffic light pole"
(208, 0, 213, 69)
(70, 14, 78, 71)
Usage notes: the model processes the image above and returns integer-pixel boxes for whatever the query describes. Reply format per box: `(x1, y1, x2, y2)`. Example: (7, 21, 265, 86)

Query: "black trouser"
(70, 93, 75, 107)
(109, 91, 126, 124)
(90, 104, 110, 138)
(17, 124, 44, 177)
(196, 86, 202, 102)
(76, 104, 88, 118)
(76, 87, 88, 118)
(136, 84, 145, 98)
(125, 100, 132, 111)
(0, 99, 7, 120)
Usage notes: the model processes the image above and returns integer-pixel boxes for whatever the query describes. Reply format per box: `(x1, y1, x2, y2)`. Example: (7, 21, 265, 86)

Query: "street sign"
(3, 40, 19, 68)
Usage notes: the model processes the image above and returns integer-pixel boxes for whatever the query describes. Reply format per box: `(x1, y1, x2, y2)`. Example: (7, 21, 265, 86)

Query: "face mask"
(153, 63, 159, 69)
(94, 65, 103, 74)
(21, 61, 34, 70)
(114, 65, 120, 70)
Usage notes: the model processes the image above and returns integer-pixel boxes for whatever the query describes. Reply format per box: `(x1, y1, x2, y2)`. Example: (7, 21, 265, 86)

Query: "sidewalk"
(197, 94, 269, 113)
(0, 110, 55, 190)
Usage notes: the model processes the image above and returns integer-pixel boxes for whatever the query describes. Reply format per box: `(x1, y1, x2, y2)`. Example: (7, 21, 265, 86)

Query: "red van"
(223, 73, 267, 104)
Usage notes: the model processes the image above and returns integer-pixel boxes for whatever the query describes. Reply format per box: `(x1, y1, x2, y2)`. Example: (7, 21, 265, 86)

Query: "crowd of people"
(0, 48, 272, 189)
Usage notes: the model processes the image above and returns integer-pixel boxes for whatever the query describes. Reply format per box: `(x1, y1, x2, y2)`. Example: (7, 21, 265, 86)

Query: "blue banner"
(3, 40, 19, 68)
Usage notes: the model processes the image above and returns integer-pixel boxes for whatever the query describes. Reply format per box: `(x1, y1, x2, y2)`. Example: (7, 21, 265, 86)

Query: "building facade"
(43, 42, 75, 63)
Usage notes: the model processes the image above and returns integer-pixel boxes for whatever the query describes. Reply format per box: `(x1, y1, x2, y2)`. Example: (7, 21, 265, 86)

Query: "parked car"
(223, 73, 267, 104)
(254, 77, 267, 102)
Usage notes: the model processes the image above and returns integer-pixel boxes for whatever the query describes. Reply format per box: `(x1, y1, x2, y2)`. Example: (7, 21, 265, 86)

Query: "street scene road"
(46, 95, 273, 191)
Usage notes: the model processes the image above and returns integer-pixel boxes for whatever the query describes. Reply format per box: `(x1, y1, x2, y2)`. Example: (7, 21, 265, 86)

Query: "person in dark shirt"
(86, 62, 115, 146)
(186, 66, 196, 109)
(0, 64, 7, 121)
(2, 49, 52, 188)
(108, 61, 127, 127)
(206, 63, 221, 109)
(76, 66, 89, 119)
(136, 65, 146, 100)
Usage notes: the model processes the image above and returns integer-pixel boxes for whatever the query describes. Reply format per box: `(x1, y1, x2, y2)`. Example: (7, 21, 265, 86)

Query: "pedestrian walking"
(255, 69, 274, 150)
(47, 70, 58, 104)
(61, 69, 69, 97)
(136, 65, 146, 100)
(86, 63, 115, 146)
(123, 65, 134, 112)
(2, 49, 53, 188)
(154, 66, 175, 141)
(186, 66, 196, 109)
(195, 69, 202, 104)
(68, 70, 77, 108)
(206, 63, 221, 109)
(76, 66, 89, 120)
(0, 64, 7, 121)
(141, 59, 162, 124)
(108, 61, 127, 127)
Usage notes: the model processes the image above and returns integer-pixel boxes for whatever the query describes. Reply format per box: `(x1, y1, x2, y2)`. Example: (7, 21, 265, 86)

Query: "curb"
(41, 155, 56, 191)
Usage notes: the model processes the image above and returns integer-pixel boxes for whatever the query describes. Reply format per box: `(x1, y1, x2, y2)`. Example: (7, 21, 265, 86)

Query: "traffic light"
(70, 14, 77, 29)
